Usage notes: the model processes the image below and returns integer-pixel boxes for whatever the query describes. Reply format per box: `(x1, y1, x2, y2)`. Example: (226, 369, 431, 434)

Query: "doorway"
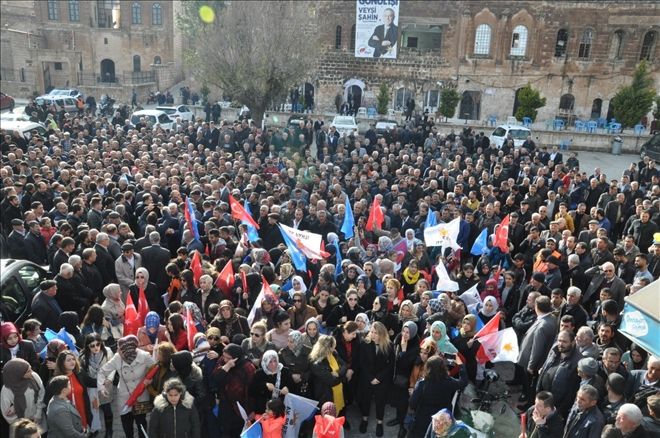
(100, 59, 116, 83)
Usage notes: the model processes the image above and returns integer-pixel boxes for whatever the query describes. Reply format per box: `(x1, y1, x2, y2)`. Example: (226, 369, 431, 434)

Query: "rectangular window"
(152, 4, 163, 26)
(47, 0, 59, 20)
(54, 62, 63, 70)
(68, 0, 80, 22)
(406, 37, 418, 48)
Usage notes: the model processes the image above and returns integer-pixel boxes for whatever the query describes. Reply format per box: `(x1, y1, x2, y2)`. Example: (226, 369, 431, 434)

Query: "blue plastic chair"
(586, 121, 598, 133)
(522, 117, 532, 127)
(559, 139, 572, 150)
(574, 120, 586, 132)
(634, 124, 645, 136)
(367, 107, 377, 118)
(553, 119, 565, 130)
(487, 115, 497, 127)
(596, 117, 607, 128)
(608, 122, 622, 134)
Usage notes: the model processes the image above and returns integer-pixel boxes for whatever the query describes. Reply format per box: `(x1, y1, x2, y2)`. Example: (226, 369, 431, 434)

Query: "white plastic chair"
(357, 107, 367, 117)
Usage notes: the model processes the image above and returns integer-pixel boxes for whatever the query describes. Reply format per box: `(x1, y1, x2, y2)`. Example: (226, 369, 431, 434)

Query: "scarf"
(117, 335, 138, 364)
(481, 295, 499, 317)
(85, 349, 105, 379)
(428, 321, 458, 355)
(2, 359, 40, 418)
(402, 267, 420, 285)
(355, 313, 370, 334)
(327, 353, 345, 413)
(288, 331, 305, 356)
(460, 314, 477, 338)
(261, 350, 283, 399)
(145, 311, 161, 344)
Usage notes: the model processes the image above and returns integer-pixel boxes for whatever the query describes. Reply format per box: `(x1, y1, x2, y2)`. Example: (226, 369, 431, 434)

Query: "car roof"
(496, 124, 530, 130)
(132, 109, 168, 116)
(0, 120, 44, 130)
(155, 106, 181, 110)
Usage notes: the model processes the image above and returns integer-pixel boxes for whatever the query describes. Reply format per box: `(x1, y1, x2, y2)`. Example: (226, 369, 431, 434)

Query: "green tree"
(610, 61, 657, 128)
(177, 1, 318, 126)
(514, 84, 546, 122)
(439, 84, 460, 121)
(376, 83, 390, 115)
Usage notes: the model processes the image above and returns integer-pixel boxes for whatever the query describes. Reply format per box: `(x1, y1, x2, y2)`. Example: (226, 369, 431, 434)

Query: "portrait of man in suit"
(368, 7, 398, 58)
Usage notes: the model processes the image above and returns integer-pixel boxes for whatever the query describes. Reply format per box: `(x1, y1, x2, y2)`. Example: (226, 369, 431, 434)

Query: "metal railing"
(77, 71, 156, 86)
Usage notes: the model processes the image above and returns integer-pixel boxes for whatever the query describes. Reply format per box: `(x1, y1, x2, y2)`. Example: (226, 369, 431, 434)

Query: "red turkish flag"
(123, 293, 139, 336)
(474, 312, 502, 363)
(137, 287, 149, 324)
(190, 250, 203, 287)
(365, 197, 384, 231)
(186, 307, 198, 351)
(228, 194, 260, 229)
(215, 260, 235, 298)
(493, 215, 510, 253)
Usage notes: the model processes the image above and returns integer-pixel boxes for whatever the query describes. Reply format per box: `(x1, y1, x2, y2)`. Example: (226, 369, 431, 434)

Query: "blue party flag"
(340, 196, 354, 239)
(243, 201, 260, 241)
(425, 209, 437, 229)
(334, 242, 343, 279)
(279, 225, 307, 271)
(470, 228, 489, 256)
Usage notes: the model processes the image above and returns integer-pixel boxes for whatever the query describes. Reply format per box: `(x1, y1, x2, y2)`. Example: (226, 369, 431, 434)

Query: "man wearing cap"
(115, 242, 142, 298)
(24, 220, 47, 265)
(544, 256, 562, 290)
(7, 218, 28, 260)
(31, 280, 62, 331)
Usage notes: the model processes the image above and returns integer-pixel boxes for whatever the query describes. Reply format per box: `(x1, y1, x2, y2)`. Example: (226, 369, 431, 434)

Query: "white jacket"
(0, 371, 47, 432)
(97, 349, 155, 411)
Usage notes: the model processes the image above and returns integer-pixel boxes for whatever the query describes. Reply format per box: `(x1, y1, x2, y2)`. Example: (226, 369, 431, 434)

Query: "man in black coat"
(50, 237, 75, 275)
(536, 330, 581, 418)
(24, 221, 47, 265)
(81, 248, 104, 302)
(94, 232, 117, 285)
(140, 231, 172, 295)
(7, 219, 28, 260)
(55, 264, 92, 317)
(30, 280, 62, 331)
(522, 391, 565, 438)
(368, 7, 398, 58)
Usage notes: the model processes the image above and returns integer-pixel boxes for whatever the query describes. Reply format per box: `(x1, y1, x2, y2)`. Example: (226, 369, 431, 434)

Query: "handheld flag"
(365, 197, 384, 231)
(247, 276, 277, 326)
(475, 327, 519, 363)
(425, 209, 438, 229)
(435, 262, 459, 292)
(340, 196, 354, 238)
(123, 292, 139, 336)
(393, 239, 409, 266)
(229, 194, 260, 229)
(424, 218, 462, 252)
(279, 225, 307, 271)
(121, 365, 161, 415)
(470, 228, 489, 256)
(190, 250, 203, 287)
(243, 200, 260, 241)
(184, 196, 200, 241)
(474, 312, 502, 363)
(137, 288, 149, 325)
(240, 419, 262, 438)
(186, 307, 198, 351)
(216, 260, 235, 298)
(493, 215, 510, 253)
(458, 283, 482, 313)
(334, 242, 343, 279)
(283, 393, 320, 438)
(43, 328, 78, 355)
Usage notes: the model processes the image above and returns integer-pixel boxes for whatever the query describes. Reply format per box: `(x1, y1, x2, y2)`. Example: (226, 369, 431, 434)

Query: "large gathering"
(0, 89, 659, 438)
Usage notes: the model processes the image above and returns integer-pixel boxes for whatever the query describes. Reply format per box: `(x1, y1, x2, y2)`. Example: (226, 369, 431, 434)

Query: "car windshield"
(334, 117, 355, 125)
(157, 108, 176, 115)
(492, 127, 506, 137)
(509, 129, 530, 140)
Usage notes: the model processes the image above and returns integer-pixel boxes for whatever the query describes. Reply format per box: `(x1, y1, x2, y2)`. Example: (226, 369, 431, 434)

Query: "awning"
(619, 280, 660, 358)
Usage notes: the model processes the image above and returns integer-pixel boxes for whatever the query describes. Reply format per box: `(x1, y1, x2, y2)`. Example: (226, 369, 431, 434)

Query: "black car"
(640, 133, 660, 161)
(0, 259, 48, 324)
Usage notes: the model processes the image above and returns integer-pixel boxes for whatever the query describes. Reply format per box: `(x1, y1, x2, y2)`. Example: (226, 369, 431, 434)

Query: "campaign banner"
(355, 0, 400, 59)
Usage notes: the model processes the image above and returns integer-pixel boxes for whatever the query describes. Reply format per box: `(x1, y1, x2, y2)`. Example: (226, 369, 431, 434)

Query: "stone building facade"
(1, 0, 183, 102)
(309, 0, 659, 124)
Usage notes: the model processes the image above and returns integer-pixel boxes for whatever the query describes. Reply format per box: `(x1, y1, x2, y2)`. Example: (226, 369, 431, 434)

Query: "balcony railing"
(77, 71, 155, 86)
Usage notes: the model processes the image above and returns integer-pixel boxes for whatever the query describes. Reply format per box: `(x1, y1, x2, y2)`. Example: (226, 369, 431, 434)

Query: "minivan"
(0, 120, 48, 141)
(640, 133, 660, 161)
(490, 124, 532, 148)
(35, 95, 78, 112)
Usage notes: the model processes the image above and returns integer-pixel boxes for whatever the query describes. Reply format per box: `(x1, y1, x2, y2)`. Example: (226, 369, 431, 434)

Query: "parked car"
(155, 105, 194, 122)
(287, 114, 310, 129)
(48, 88, 83, 99)
(375, 119, 398, 136)
(330, 115, 358, 136)
(130, 109, 175, 130)
(0, 259, 48, 325)
(490, 124, 531, 148)
(0, 121, 48, 141)
(0, 112, 33, 123)
(35, 95, 78, 112)
(640, 133, 660, 161)
(0, 92, 15, 111)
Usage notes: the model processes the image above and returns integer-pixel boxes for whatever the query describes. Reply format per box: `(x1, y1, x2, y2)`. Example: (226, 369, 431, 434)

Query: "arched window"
(47, 0, 59, 20)
(640, 31, 657, 61)
(609, 30, 625, 60)
(510, 25, 528, 57)
(590, 98, 602, 120)
(133, 55, 141, 72)
(100, 59, 116, 83)
(559, 94, 575, 111)
(68, 0, 80, 22)
(554, 29, 568, 57)
(153, 56, 162, 65)
(350, 25, 356, 51)
(152, 3, 162, 26)
(424, 89, 440, 110)
(473, 24, 491, 55)
(578, 29, 593, 59)
(395, 88, 414, 111)
(335, 25, 342, 49)
(132, 2, 142, 24)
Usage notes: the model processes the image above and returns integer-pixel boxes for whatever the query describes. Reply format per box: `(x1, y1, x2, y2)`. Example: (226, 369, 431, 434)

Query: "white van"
(490, 124, 531, 148)
(0, 120, 48, 141)
(130, 109, 175, 130)
(35, 95, 78, 112)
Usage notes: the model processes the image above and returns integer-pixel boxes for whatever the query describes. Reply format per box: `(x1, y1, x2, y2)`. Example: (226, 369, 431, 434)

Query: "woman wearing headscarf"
(366, 296, 399, 338)
(309, 335, 347, 417)
(97, 335, 156, 438)
(450, 314, 480, 383)
(278, 331, 312, 397)
(476, 295, 501, 327)
(137, 311, 168, 352)
(79, 334, 114, 437)
(212, 343, 256, 437)
(252, 293, 282, 331)
(38, 339, 67, 385)
(183, 301, 206, 332)
(58, 311, 84, 348)
(425, 321, 458, 356)
(210, 300, 250, 343)
(170, 351, 206, 412)
(622, 343, 649, 371)
(354, 313, 371, 341)
(0, 322, 38, 371)
(338, 264, 360, 296)
(400, 259, 422, 298)
(480, 279, 502, 306)
(390, 321, 421, 437)
(288, 291, 318, 331)
(288, 275, 309, 301)
(355, 274, 377, 311)
(1, 358, 46, 433)
(397, 300, 421, 335)
(129, 267, 163, 318)
(101, 283, 125, 341)
(249, 350, 294, 415)
(302, 317, 322, 348)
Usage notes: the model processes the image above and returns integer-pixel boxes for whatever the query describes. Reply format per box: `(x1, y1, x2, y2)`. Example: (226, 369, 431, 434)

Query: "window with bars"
(555, 29, 568, 57)
(68, 0, 80, 22)
(152, 3, 162, 26)
(510, 25, 528, 57)
(47, 0, 59, 20)
(640, 31, 656, 61)
(350, 24, 356, 51)
(578, 29, 593, 59)
(335, 25, 342, 49)
(474, 24, 491, 55)
(132, 2, 142, 24)
(610, 30, 624, 60)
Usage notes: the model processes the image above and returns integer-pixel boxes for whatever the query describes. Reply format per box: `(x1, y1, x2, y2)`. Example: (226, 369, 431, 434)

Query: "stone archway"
(100, 58, 116, 83)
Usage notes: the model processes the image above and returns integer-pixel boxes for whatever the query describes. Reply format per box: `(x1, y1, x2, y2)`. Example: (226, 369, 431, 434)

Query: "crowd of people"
(0, 95, 659, 438)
